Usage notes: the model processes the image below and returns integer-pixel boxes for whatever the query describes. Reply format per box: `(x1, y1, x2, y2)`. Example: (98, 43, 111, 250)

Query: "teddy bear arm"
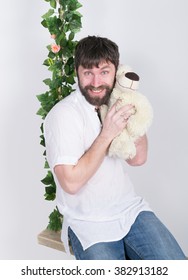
(127, 101, 153, 137)
(109, 129, 136, 160)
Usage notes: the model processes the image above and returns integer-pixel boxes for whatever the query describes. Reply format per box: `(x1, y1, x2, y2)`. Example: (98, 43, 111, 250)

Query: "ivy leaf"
(41, 19, 47, 28)
(44, 160, 50, 169)
(56, 32, 66, 45)
(74, 1, 82, 10)
(62, 85, 72, 97)
(43, 58, 54, 67)
(69, 2, 79, 11)
(69, 32, 75, 41)
(44, 185, 56, 201)
(42, 9, 54, 19)
(36, 107, 47, 119)
(40, 134, 45, 147)
(47, 208, 63, 232)
(41, 170, 54, 185)
(43, 78, 52, 86)
(48, 51, 56, 59)
(40, 123, 44, 134)
(45, 185, 55, 194)
(50, 0, 56, 9)
(66, 76, 75, 85)
(69, 15, 82, 32)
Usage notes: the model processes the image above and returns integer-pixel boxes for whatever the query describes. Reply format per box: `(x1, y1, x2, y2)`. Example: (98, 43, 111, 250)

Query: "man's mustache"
(85, 85, 110, 91)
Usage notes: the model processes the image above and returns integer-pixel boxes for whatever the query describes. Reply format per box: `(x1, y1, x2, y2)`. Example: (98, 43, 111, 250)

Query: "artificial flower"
(51, 43, 60, 53)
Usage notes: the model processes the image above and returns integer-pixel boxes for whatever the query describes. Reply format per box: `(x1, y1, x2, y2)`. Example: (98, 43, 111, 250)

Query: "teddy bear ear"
(117, 64, 132, 76)
(125, 72, 140, 81)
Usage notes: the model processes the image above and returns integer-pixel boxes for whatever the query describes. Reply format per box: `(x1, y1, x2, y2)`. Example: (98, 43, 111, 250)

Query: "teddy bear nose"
(125, 72, 139, 81)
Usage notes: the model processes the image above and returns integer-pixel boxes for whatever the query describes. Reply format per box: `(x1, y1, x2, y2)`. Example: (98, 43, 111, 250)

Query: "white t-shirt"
(44, 87, 151, 254)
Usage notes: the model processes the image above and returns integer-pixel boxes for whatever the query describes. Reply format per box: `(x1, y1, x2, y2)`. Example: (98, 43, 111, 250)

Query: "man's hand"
(100, 100, 135, 142)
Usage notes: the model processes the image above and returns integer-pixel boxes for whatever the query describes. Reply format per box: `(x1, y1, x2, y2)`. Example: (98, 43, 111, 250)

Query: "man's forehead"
(80, 61, 114, 70)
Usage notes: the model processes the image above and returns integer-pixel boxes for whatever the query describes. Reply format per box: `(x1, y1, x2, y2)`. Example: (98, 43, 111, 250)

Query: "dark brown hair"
(74, 36, 119, 72)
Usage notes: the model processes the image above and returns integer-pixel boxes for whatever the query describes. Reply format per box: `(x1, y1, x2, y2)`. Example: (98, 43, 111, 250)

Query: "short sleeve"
(44, 103, 85, 169)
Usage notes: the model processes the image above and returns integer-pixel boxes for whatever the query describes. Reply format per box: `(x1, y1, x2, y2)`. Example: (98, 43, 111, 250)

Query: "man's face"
(77, 61, 116, 107)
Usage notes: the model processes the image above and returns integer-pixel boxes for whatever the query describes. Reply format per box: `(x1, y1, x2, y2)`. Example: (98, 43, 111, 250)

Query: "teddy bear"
(100, 64, 153, 160)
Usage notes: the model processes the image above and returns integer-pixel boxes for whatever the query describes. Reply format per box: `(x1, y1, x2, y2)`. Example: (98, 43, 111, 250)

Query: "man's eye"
(84, 71, 92, 76)
(101, 71, 108, 75)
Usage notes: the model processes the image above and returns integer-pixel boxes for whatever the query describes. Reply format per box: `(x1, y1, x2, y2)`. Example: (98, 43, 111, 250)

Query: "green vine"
(37, 0, 82, 231)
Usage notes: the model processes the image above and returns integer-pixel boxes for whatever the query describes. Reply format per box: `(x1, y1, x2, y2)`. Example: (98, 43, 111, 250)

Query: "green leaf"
(43, 78, 52, 86)
(42, 9, 54, 19)
(44, 160, 50, 169)
(73, 10, 83, 18)
(69, 1, 82, 11)
(64, 64, 70, 75)
(69, 16, 82, 32)
(68, 31, 75, 40)
(40, 123, 44, 134)
(45, 185, 56, 194)
(44, 192, 56, 201)
(56, 32, 66, 45)
(47, 208, 63, 231)
(40, 134, 46, 147)
(66, 75, 75, 85)
(41, 19, 47, 28)
(43, 58, 54, 67)
(36, 107, 47, 118)
(62, 86, 72, 97)
(50, 0, 56, 9)
(41, 170, 54, 185)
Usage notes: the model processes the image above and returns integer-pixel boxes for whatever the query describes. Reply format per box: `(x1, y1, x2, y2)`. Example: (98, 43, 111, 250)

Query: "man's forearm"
(54, 132, 111, 194)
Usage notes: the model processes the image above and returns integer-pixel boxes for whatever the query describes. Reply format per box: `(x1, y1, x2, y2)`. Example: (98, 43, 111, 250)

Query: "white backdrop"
(0, 0, 187, 259)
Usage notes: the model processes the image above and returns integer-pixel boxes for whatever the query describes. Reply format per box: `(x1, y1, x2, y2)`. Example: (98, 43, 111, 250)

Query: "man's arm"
(126, 134, 148, 166)
(54, 102, 134, 194)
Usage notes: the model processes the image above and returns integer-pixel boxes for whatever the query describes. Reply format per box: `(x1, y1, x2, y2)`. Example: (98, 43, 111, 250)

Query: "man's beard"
(78, 80, 114, 107)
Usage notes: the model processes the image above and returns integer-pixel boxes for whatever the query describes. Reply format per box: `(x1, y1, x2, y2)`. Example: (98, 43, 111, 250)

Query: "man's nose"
(90, 75, 101, 87)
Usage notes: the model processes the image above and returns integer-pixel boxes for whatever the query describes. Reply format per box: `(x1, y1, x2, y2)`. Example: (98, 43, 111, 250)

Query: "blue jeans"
(68, 211, 186, 260)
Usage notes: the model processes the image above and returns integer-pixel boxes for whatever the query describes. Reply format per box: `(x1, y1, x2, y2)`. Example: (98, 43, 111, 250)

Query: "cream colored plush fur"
(100, 65, 153, 160)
